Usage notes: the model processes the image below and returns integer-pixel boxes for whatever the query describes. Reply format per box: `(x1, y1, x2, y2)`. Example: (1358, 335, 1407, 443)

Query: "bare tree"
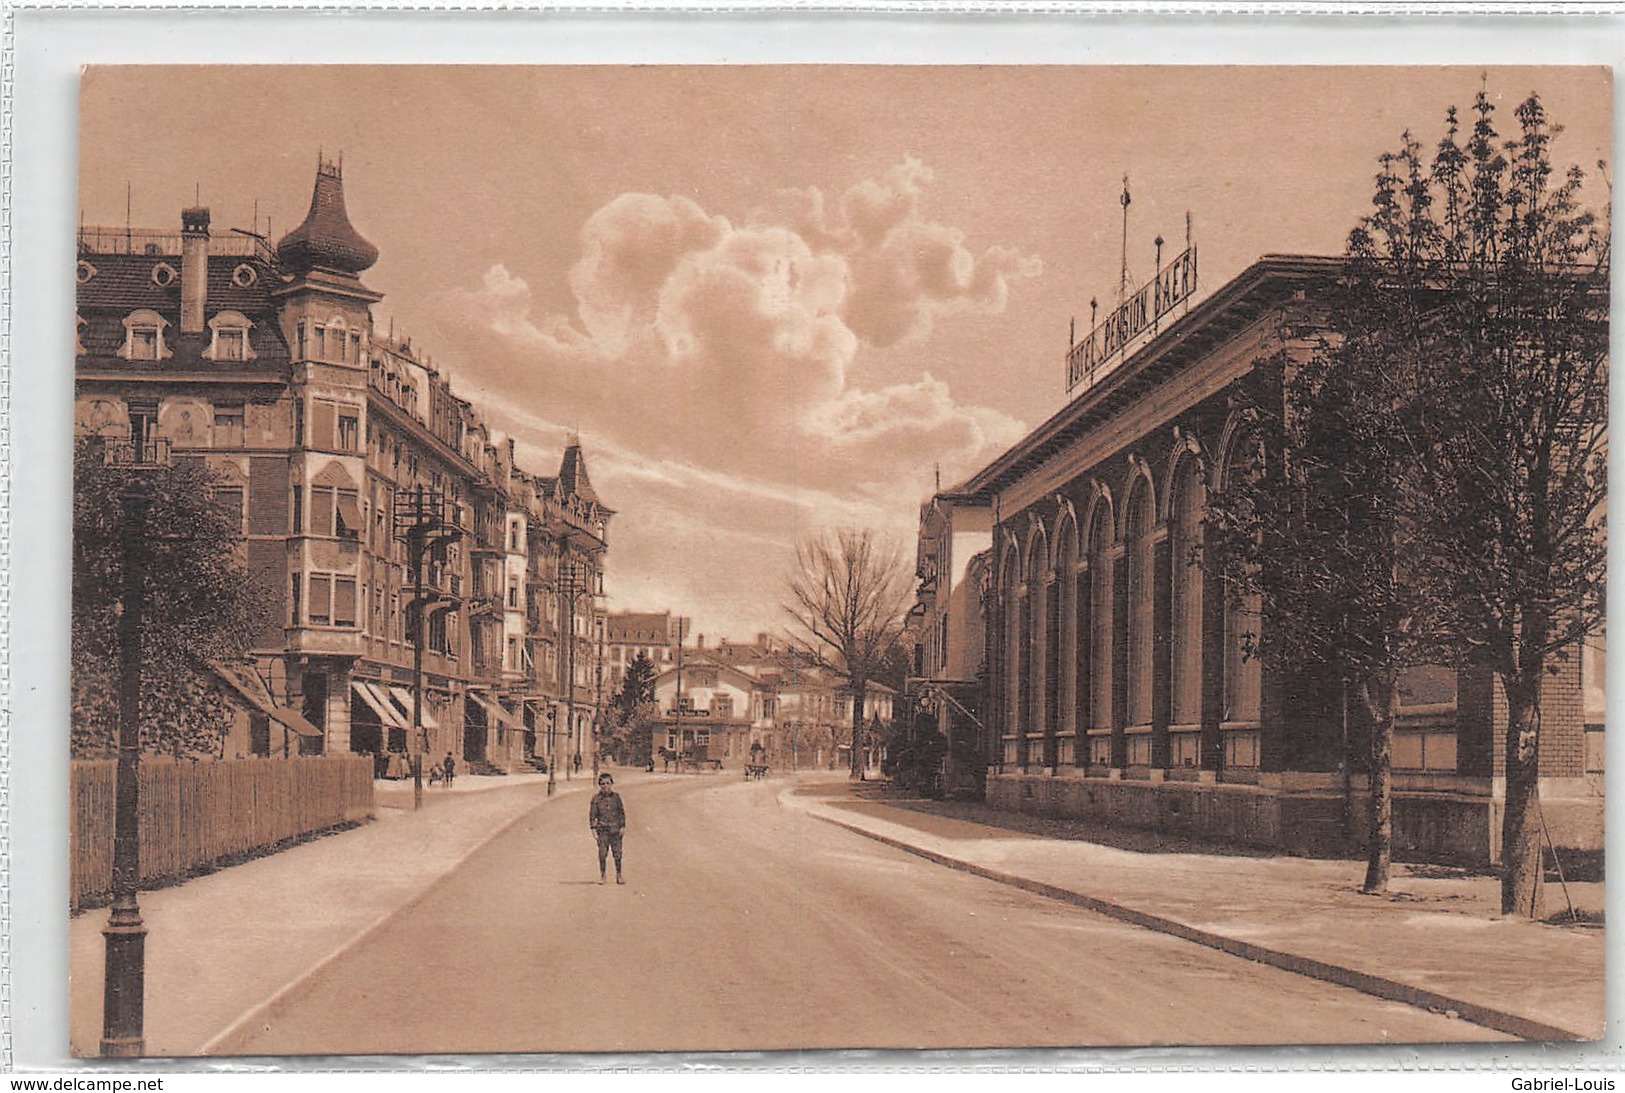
(784, 529, 915, 779)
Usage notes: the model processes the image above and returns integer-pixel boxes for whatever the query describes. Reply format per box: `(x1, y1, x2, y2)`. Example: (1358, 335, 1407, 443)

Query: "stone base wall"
(986, 773, 1604, 868)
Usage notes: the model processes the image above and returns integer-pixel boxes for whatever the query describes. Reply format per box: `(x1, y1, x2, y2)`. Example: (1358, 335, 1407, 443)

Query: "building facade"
(605, 611, 689, 688)
(948, 254, 1603, 864)
(75, 160, 612, 775)
(908, 493, 993, 794)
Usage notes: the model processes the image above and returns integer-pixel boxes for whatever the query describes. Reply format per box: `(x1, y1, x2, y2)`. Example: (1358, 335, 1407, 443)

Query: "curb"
(810, 810, 1586, 1044)
(196, 780, 581, 1056)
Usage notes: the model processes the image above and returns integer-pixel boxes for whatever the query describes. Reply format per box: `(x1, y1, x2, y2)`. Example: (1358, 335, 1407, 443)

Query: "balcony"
(100, 435, 173, 469)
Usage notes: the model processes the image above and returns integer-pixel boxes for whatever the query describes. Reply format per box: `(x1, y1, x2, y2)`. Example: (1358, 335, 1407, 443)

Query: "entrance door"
(463, 701, 488, 764)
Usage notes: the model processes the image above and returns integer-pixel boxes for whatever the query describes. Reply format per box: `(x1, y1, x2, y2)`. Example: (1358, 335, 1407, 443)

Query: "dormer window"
(206, 310, 256, 363)
(151, 263, 178, 288)
(75, 314, 86, 356)
(119, 309, 171, 361)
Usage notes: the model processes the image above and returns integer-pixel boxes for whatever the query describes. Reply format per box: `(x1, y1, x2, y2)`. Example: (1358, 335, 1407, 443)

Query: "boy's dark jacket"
(590, 790, 626, 833)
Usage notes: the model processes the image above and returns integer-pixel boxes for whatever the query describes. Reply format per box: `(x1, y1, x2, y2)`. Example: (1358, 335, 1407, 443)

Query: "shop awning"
(467, 692, 527, 733)
(210, 661, 324, 739)
(351, 680, 408, 729)
(269, 706, 324, 739)
(389, 685, 440, 730)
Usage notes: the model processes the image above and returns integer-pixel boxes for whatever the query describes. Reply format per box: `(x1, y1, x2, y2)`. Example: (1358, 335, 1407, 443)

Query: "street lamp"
(100, 432, 170, 1058)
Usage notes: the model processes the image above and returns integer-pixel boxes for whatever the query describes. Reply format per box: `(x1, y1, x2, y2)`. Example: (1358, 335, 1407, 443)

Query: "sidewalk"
(783, 785, 1606, 1042)
(69, 767, 633, 1058)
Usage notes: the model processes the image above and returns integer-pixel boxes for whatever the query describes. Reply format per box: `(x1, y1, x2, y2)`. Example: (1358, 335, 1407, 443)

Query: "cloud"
(424, 160, 1037, 633)
(758, 156, 1045, 347)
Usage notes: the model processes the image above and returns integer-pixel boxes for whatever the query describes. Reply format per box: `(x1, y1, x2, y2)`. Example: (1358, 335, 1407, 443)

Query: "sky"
(78, 66, 1611, 642)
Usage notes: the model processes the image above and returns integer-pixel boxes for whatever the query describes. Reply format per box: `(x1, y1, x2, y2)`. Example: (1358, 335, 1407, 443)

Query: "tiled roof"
(558, 444, 611, 511)
(76, 253, 291, 371)
(77, 252, 281, 315)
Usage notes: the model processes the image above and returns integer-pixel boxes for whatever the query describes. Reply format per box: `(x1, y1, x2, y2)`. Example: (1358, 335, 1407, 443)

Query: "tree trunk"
(1360, 671, 1396, 894)
(850, 679, 867, 781)
(1500, 678, 1546, 918)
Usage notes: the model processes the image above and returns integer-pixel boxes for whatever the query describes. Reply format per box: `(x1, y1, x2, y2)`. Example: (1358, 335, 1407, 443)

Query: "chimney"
(181, 206, 210, 334)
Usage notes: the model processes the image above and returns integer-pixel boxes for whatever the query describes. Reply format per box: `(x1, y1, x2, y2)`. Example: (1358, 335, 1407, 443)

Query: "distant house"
(651, 656, 761, 765)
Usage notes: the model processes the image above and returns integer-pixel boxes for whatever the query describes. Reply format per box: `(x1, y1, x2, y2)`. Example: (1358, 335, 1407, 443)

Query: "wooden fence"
(71, 755, 374, 911)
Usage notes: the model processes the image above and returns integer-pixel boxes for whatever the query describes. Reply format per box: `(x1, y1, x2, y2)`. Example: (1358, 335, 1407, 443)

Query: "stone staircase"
(465, 756, 508, 777)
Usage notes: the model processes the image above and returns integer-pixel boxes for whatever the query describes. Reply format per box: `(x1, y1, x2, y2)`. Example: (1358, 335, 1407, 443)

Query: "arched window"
(1124, 481, 1155, 763)
(1168, 460, 1206, 726)
(206, 310, 256, 363)
(1054, 518, 1079, 766)
(1086, 499, 1114, 766)
(1024, 529, 1048, 767)
(1169, 457, 1206, 770)
(302, 314, 362, 364)
(1001, 550, 1023, 769)
(1220, 438, 1263, 771)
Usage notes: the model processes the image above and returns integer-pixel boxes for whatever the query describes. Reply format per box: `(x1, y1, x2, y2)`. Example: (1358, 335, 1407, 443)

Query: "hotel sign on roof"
(1067, 244, 1198, 393)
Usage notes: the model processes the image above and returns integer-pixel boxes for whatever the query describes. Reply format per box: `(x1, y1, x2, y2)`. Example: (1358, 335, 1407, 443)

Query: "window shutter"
(310, 486, 336, 537)
(334, 579, 357, 627)
(311, 401, 337, 450)
(309, 575, 331, 624)
(248, 457, 290, 535)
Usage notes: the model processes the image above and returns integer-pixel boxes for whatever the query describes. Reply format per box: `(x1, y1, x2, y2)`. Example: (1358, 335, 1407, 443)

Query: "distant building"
(75, 160, 613, 775)
(605, 611, 688, 687)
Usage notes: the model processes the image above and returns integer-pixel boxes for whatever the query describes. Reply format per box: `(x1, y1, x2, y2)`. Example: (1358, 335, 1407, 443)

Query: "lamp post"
(101, 434, 169, 1058)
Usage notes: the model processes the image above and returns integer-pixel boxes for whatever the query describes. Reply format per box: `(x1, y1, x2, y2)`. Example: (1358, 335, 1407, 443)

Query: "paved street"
(209, 773, 1502, 1054)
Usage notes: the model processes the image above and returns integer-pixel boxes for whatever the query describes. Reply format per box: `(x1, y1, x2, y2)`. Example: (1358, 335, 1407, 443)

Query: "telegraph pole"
(673, 638, 684, 773)
(394, 484, 460, 809)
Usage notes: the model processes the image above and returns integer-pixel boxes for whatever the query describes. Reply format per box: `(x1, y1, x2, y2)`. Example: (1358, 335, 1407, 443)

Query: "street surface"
(214, 773, 1504, 1054)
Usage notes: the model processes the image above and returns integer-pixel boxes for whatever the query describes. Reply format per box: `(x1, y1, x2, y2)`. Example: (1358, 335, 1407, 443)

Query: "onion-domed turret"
(275, 158, 379, 276)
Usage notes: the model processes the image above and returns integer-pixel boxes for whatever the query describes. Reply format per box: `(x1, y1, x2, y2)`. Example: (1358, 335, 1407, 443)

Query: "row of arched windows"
(995, 423, 1262, 774)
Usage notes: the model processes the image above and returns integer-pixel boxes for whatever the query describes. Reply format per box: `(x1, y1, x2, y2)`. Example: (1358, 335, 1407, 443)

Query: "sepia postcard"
(64, 63, 1608, 1061)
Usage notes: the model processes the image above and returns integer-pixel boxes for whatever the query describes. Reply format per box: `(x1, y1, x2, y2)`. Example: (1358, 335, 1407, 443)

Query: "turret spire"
(275, 156, 379, 276)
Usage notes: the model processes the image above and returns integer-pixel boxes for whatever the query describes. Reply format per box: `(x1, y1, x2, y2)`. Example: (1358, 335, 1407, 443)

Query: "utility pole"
(564, 558, 579, 784)
(557, 552, 601, 787)
(592, 612, 605, 778)
(394, 485, 461, 809)
(673, 637, 684, 773)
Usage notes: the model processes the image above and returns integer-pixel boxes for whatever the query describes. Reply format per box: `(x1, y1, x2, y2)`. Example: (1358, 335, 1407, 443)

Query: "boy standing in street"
(589, 772, 626, 885)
